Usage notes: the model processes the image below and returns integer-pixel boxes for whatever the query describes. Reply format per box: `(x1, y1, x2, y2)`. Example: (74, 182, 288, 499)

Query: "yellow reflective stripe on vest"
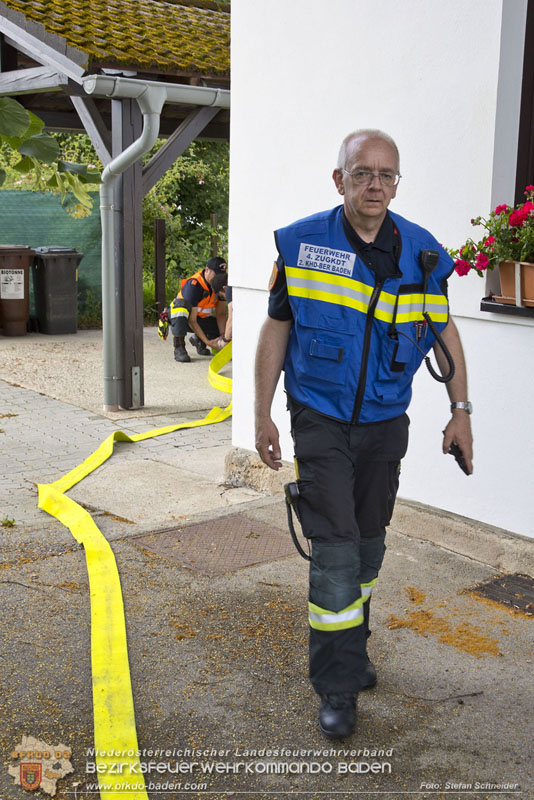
(308, 598, 364, 631)
(287, 266, 373, 315)
(395, 293, 448, 322)
(361, 578, 377, 602)
(286, 266, 448, 324)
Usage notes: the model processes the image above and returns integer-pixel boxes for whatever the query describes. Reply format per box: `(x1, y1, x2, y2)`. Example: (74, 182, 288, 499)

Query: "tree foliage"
(0, 97, 100, 217)
(142, 138, 229, 293)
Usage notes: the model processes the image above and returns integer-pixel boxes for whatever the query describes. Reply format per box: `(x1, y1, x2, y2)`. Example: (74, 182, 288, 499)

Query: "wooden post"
(154, 218, 166, 315)
(210, 212, 218, 256)
(112, 98, 144, 409)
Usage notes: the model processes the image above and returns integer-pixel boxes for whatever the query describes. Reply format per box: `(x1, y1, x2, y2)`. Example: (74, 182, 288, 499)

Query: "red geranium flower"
(454, 259, 471, 277)
(509, 201, 534, 227)
(494, 204, 508, 215)
(475, 253, 489, 270)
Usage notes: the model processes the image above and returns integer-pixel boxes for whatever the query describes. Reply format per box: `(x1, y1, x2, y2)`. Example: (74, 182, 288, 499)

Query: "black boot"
(173, 336, 191, 363)
(189, 334, 211, 356)
(319, 693, 357, 739)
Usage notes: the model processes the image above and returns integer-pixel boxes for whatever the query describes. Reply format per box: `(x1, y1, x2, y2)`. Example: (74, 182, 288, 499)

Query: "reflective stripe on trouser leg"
(361, 578, 377, 603)
(170, 300, 191, 337)
(361, 579, 376, 640)
(309, 597, 363, 631)
(308, 541, 368, 694)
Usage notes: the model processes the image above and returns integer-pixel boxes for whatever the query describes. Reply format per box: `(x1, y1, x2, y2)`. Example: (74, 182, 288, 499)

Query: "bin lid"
(34, 246, 79, 254)
(0, 245, 34, 253)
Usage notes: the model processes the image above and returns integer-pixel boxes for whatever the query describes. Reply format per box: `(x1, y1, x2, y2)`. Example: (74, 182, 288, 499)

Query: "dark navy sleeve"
(225, 285, 233, 304)
(268, 254, 293, 321)
(181, 278, 206, 306)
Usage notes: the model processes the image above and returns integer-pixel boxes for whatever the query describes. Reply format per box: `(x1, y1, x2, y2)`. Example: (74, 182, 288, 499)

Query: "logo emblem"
(20, 762, 42, 790)
(9, 737, 73, 796)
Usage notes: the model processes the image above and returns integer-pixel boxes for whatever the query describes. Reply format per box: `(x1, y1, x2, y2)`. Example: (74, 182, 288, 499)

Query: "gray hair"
(336, 129, 400, 171)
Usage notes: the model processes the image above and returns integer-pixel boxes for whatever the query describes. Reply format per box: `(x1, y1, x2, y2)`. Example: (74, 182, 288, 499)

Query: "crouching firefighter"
(254, 130, 473, 740)
(164, 257, 228, 363)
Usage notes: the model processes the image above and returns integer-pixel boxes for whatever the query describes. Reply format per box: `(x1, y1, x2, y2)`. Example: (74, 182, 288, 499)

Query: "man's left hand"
(442, 413, 473, 474)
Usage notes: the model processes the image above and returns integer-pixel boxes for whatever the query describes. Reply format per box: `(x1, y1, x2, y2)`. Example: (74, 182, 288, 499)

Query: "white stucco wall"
(229, 0, 534, 537)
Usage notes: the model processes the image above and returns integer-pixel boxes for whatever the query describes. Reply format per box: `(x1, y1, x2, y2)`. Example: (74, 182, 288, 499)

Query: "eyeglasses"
(342, 169, 401, 187)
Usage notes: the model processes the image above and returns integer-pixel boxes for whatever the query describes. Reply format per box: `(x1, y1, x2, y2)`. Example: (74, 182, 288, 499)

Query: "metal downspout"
(98, 86, 166, 411)
(82, 75, 230, 411)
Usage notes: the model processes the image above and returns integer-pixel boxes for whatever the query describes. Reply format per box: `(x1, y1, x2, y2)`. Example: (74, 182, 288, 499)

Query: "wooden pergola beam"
(142, 105, 220, 195)
(71, 95, 112, 165)
(0, 65, 71, 95)
(21, 108, 229, 139)
(0, 17, 86, 82)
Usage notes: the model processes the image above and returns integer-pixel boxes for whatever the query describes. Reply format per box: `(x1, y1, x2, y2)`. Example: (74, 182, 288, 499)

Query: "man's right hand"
(255, 417, 282, 470)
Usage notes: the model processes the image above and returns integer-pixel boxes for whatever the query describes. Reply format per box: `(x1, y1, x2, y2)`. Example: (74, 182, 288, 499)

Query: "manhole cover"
(135, 513, 304, 575)
(470, 573, 534, 615)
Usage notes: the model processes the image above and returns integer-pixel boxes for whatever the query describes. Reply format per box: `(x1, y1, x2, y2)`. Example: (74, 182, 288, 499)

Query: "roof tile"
(1, 0, 230, 76)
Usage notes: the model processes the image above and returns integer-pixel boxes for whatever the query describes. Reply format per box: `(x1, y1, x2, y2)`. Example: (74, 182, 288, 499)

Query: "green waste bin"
(0, 245, 34, 336)
(32, 246, 84, 334)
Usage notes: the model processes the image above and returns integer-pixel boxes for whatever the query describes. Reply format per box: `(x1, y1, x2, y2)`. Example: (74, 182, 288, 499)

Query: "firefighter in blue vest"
(254, 129, 473, 739)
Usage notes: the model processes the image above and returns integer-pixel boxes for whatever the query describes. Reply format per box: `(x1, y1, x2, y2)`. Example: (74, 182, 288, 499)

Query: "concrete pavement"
(0, 328, 533, 800)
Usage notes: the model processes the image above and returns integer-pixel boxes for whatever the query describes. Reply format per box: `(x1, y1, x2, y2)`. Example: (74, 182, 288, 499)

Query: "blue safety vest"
(275, 205, 453, 424)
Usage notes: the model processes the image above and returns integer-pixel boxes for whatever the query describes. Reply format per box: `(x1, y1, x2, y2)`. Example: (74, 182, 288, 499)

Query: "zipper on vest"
(351, 277, 385, 424)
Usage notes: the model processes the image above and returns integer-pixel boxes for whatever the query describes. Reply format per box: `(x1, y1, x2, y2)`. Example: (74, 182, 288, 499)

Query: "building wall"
(229, 0, 534, 537)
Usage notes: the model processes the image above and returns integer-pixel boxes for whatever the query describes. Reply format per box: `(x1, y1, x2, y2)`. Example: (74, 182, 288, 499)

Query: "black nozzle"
(419, 249, 440, 276)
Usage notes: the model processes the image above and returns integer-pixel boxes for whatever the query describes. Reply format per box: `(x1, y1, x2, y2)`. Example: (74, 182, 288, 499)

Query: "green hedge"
(0, 189, 101, 323)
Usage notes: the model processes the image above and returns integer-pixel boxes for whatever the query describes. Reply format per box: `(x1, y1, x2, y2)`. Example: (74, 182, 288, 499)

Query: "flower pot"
(495, 260, 534, 307)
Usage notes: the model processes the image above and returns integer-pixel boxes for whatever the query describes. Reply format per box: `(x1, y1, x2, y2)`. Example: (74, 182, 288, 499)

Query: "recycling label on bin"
(0, 269, 24, 300)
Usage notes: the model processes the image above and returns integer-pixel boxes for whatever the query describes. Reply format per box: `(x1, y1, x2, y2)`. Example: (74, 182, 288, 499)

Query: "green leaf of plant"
(0, 97, 30, 137)
(46, 173, 60, 189)
(3, 109, 46, 149)
(65, 174, 92, 207)
(58, 159, 88, 175)
(18, 133, 60, 163)
(57, 161, 101, 185)
(12, 155, 35, 174)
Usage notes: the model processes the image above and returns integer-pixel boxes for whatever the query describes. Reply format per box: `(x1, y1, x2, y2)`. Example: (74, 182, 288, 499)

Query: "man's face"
(332, 136, 399, 230)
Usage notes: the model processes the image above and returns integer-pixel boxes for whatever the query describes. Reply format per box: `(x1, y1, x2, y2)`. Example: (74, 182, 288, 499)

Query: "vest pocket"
(295, 306, 353, 386)
(374, 330, 420, 404)
(303, 333, 348, 385)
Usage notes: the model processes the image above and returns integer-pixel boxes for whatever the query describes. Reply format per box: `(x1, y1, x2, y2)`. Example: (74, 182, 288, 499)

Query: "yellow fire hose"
(37, 343, 232, 799)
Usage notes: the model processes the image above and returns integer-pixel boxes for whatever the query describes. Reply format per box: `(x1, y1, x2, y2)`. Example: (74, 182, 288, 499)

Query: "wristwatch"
(451, 401, 472, 414)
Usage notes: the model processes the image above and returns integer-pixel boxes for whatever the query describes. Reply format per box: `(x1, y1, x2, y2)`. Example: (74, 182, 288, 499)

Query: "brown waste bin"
(0, 245, 35, 336)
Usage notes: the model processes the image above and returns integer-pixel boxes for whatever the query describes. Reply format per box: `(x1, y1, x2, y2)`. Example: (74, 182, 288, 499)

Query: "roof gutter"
(82, 75, 230, 411)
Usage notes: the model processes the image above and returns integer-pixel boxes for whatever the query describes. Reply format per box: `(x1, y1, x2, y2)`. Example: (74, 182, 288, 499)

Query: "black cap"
(206, 256, 227, 274)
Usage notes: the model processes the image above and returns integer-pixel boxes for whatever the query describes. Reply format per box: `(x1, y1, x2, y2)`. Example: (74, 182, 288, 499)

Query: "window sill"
(480, 296, 534, 318)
